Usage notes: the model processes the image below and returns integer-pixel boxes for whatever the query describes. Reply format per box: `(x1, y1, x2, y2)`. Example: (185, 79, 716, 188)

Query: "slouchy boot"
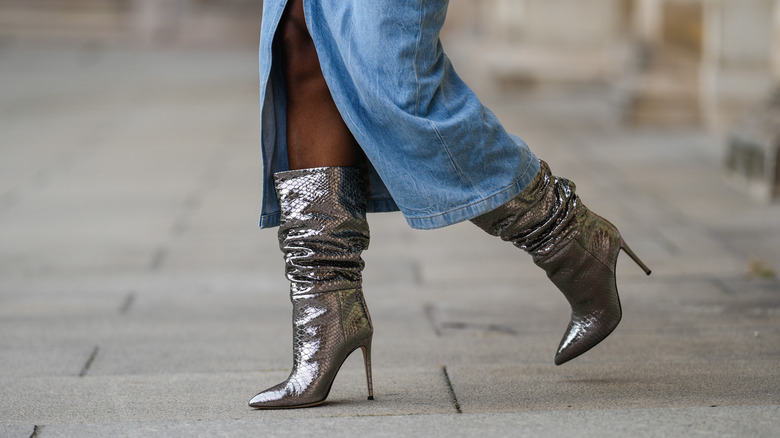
(471, 161, 651, 365)
(249, 167, 373, 409)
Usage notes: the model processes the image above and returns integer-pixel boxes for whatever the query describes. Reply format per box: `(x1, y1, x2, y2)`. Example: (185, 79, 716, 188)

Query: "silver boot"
(471, 161, 651, 365)
(249, 166, 373, 409)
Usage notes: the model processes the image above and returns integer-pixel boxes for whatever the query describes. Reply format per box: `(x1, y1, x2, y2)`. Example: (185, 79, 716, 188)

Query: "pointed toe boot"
(471, 161, 651, 365)
(249, 167, 374, 409)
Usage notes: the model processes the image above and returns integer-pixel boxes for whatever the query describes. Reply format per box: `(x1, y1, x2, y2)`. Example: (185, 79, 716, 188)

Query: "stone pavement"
(1, 44, 779, 437)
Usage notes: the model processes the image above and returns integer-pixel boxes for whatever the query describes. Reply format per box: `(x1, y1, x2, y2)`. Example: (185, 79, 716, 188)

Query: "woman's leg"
(249, 0, 374, 409)
(279, 0, 360, 169)
(278, 0, 651, 367)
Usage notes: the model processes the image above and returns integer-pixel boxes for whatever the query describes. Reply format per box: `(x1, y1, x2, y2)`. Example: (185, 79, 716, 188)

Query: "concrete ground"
(1, 44, 779, 437)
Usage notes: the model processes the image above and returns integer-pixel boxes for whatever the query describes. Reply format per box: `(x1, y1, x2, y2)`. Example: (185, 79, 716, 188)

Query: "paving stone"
(0, 367, 453, 426)
(0, 425, 35, 438)
(29, 407, 780, 438)
(0, 345, 99, 379)
(447, 361, 780, 413)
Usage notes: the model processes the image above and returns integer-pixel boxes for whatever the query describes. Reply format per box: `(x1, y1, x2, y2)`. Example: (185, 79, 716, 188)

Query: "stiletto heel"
(359, 336, 374, 400)
(620, 240, 652, 275)
(472, 160, 653, 365)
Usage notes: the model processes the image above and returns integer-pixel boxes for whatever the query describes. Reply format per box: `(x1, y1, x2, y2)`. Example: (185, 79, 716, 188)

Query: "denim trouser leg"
(258, 0, 540, 230)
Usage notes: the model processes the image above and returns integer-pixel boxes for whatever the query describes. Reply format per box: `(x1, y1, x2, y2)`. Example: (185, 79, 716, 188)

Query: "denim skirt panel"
(258, 0, 540, 230)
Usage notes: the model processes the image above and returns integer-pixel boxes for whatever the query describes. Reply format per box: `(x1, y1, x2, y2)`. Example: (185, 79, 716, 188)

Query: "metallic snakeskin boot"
(471, 161, 651, 365)
(249, 166, 373, 409)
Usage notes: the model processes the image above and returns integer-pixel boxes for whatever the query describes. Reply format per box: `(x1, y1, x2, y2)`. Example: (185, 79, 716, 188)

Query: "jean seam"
(427, 119, 478, 198)
(412, 0, 424, 116)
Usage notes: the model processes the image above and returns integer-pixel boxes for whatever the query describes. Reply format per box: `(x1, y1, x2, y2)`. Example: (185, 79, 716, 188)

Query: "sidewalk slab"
(20, 406, 780, 438)
(0, 367, 454, 426)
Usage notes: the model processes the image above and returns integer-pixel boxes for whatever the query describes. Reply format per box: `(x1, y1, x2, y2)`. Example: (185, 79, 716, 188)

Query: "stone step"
(623, 48, 702, 125)
(627, 75, 700, 125)
(0, 0, 127, 40)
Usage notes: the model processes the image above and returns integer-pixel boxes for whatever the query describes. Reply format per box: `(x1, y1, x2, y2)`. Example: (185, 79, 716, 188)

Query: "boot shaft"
(274, 167, 370, 295)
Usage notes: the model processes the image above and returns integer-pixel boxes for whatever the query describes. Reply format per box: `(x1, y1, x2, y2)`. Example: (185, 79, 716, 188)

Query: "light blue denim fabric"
(258, 0, 540, 230)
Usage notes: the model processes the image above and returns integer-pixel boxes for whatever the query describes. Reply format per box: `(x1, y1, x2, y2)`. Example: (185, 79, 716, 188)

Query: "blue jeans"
(258, 0, 540, 229)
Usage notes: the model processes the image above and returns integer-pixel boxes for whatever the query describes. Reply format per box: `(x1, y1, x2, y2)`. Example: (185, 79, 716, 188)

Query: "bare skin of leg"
(279, 0, 361, 170)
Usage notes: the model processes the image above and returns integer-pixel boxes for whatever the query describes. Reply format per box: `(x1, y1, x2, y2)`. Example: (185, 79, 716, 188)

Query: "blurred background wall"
(443, 0, 780, 132)
(2, 0, 777, 131)
(0, 0, 262, 48)
(1, 0, 778, 197)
